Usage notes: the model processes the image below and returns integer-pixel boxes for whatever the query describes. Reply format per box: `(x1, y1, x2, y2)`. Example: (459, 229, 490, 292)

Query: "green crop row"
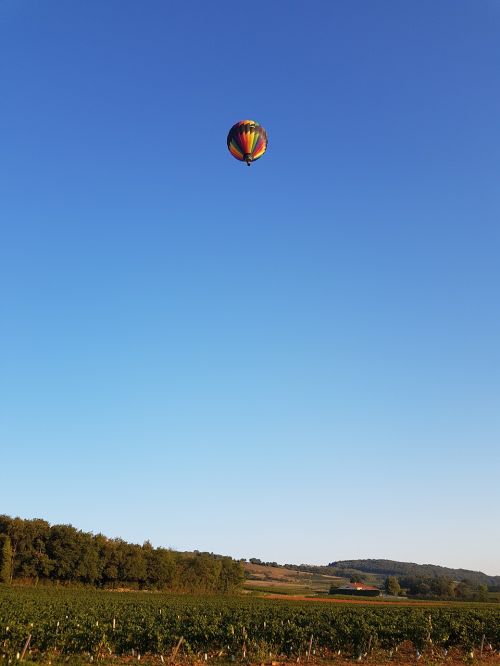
(1, 587, 500, 661)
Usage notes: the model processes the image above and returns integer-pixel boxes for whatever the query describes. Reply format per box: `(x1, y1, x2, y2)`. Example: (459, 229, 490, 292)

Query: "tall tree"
(0, 514, 244, 592)
(0, 535, 13, 584)
(384, 576, 401, 596)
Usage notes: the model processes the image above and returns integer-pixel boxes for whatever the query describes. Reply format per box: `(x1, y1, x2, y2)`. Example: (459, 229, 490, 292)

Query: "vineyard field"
(1, 587, 500, 664)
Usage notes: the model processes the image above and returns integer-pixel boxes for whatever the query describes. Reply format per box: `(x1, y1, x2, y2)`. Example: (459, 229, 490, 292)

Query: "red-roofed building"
(330, 582, 381, 597)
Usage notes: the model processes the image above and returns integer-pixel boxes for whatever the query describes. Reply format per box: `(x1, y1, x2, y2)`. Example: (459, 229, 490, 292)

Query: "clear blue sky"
(1, 0, 499, 574)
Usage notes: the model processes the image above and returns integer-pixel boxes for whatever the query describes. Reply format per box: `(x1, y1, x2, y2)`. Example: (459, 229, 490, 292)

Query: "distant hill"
(246, 558, 500, 592)
(328, 559, 500, 588)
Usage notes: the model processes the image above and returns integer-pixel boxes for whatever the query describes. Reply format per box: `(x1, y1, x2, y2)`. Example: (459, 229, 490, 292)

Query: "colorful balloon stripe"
(227, 119, 268, 165)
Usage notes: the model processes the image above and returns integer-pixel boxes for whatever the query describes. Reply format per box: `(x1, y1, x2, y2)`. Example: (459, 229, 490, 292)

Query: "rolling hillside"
(243, 562, 346, 595)
(328, 559, 500, 587)
(243, 558, 500, 597)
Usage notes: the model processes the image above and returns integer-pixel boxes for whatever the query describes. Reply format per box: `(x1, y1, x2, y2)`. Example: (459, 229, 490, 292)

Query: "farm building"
(330, 582, 381, 597)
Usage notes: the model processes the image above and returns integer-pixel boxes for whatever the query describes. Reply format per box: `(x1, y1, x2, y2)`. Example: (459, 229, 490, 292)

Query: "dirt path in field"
(262, 593, 450, 606)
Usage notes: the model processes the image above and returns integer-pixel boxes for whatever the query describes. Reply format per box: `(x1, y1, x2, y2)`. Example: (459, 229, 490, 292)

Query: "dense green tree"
(146, 547, 178, 590)
(101, 538, 128, 587)
(122, 545, 147, 586)
(477, 584, 488, 601)
(76, 538, 101, 584)
(430, 576, 454, 597)
(219, 556, 245, 592)
(0, 514, 244, 592)
(328, 558, 500, 589)
(384, 576, 401, 596)
(47, 525, 84, 581)
(456, 580, 474, 599)
(396, 574, 489, 601)
(0, 535, 13, 584)
(189, 554, 222, 592)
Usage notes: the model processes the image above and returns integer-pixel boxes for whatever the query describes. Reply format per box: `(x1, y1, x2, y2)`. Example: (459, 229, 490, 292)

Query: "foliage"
(329, 558, 500, 588)
(1, 588, 500, 663)
(384, 576, 401, 596)
(0, 535, 13, 584)
(398, 575, 490, 601)
(0, 515, 243, 593)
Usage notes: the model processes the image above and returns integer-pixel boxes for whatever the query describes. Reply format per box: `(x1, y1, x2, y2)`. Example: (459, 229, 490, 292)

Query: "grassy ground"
(243, 562, 346, 595)
(244, 582, 312, 595)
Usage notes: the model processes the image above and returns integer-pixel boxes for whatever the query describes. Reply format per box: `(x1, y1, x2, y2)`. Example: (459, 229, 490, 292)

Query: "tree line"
(0, 515, 244, 592)
(384, 574, 490, 601)
(329, 558, 500, 588)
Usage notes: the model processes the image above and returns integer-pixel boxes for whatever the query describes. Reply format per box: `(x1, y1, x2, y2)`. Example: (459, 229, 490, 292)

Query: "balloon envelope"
(227, 120, 268, 165)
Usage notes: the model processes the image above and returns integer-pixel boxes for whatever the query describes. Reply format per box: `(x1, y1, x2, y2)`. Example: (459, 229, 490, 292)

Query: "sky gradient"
(1, 0, 499, 574)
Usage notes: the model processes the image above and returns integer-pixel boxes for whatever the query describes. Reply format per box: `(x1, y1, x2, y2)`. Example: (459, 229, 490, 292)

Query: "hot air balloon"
(227, 120, 268, 166)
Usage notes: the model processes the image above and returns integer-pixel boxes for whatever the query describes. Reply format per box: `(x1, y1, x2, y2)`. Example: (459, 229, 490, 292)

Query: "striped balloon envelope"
(227, 120, 268, 166)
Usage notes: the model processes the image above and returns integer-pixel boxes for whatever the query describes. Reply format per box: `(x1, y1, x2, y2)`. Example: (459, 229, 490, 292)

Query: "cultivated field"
(1, 587, 500, 665)
(243, 562, 345, 595)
